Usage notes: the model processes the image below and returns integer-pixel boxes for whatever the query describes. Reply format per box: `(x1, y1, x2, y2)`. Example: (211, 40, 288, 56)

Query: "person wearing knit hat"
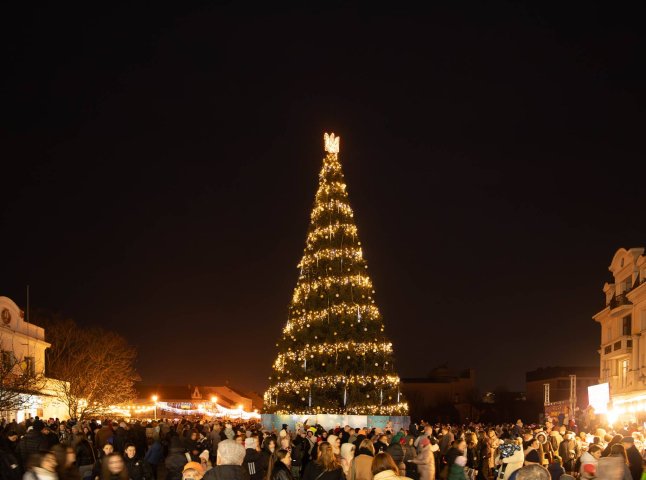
(184, 461, 205, 474)
(385, 432, 405, 472)
(409, 435, 435, 480)
(183, 461, 205, 480)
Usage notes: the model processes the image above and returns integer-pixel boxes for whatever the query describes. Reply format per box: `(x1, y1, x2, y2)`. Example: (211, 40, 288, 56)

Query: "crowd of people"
(1, 415, 646, 480)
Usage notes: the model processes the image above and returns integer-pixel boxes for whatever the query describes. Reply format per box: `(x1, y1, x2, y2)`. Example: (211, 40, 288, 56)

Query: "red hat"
(583, 464, 596, 474)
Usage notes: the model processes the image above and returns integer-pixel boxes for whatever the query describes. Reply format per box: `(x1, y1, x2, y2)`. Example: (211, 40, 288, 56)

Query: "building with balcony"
(0, 296, 68, 421)
(592, 247, 646, 417)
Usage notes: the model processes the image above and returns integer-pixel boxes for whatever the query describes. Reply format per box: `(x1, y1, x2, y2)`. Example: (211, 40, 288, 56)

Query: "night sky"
(2, 2, 644, 395)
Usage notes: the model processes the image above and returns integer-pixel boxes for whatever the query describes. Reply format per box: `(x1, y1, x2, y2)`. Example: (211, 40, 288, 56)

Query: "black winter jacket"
(243, 448, 264, 480)
(213, 465, 250, 480)
(16, 431, 46, 469)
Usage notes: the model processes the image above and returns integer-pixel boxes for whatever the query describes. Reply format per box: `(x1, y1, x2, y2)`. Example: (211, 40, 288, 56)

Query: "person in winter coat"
(546, 456, 564, 480)
(448, 455, 467, 480)
(144, 439, 164, 480)
(353, 439, 375, 480)
(166, 438, 189, 480)
(386, 434, 405, 473)
(242, 437, 263, 480)
(95, 423, 114, 452)
(446, 440, 467, 471)
(464, 433, 480, 474)
(268, 450, 294, 480)
(621, 437, 642, 480)
(100, 453, 128, 480)
(301, 442, 343, 480)
(74, 434, 95, 479)
(371, 452, 408, 480)
(603, 435, 624, 457)
(439, 427, 455, 458)
(597, 444, 632, 480)
(222, 424, 236, 441)
(92, 443, 114, 480)
(52, 443, 81, 480)
(340, 443, 355, 479)
(212, 440, 248, 480)
(496, 442, 524, 480)
(401, 436, 418, 480)
(16, 426, 47, 470)
(522, 439, 540, 466)
(409, 437, 435, 480)
(374, 436, 389, 455)
(259, 437, 276, 480)
(123, 444, 152, 480)
(326, 436, 341, 460)
(209, 426, 222, 459)
(579, 444, 601, 479)
(25, 451, 59, 480)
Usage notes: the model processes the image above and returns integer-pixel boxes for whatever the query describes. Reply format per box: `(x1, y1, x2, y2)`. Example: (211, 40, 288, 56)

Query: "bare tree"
(41, 316, 138, 420)
(0, 341, 46, 414)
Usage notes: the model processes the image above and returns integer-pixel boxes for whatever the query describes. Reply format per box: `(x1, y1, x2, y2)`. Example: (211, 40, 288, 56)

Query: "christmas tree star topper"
(324, 132, 340, 153)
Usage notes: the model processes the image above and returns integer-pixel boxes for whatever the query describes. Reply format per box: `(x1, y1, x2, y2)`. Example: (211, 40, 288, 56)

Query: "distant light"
(152, 395, 158, 402)
(211, 396, 217, 403)
(238, 404, 243, 410)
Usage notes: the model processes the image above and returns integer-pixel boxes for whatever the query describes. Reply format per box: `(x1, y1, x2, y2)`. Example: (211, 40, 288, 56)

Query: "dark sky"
(2, 2, 644, 395)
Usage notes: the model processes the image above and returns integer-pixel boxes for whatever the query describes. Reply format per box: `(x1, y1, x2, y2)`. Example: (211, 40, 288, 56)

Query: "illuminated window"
(620, 359, 629, 388)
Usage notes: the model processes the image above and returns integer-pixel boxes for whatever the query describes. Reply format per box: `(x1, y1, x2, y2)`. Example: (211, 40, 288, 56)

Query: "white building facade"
(593, 248, 646, 418)
(0, 296, 68, 421)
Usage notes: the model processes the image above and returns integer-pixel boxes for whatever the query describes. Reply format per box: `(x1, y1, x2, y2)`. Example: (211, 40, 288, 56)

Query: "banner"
(261, 414, 410, 432)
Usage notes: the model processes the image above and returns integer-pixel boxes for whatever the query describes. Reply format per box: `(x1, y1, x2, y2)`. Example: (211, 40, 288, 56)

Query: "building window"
(24, 357, 35, 376)
(604, 345, 612, 354)
(1, 351, 13, 371)
(628, 339, 633, 348)
(623, 315, 632, 336)
(614, 341, 622, 351)
(620, 359, 629, 388)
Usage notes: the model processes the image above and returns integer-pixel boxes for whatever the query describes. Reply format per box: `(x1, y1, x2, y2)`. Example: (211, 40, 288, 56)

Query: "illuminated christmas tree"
(264, 133, 407, 415)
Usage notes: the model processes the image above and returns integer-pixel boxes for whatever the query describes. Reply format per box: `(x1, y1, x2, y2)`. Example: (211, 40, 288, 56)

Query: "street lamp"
(152, 395, 158, 420)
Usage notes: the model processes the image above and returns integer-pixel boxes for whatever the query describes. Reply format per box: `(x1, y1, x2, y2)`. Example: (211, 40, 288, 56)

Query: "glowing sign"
(588, 383, 610, 414)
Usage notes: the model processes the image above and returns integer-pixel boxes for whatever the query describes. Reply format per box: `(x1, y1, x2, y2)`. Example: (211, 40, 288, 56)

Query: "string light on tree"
(263, 132, 407, 415)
